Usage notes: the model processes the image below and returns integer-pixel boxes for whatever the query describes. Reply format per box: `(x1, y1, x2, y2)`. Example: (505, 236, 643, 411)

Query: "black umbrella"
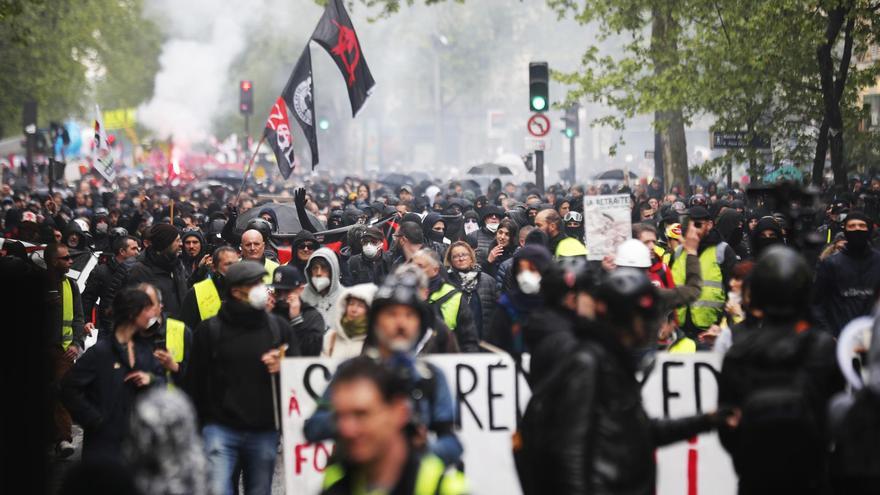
(467, 163, 514, 176)
(235, 203, 325, 236)
(207, 170, 245, 186)
(594, 169, 638, 181)
(379, 172, 415, 187)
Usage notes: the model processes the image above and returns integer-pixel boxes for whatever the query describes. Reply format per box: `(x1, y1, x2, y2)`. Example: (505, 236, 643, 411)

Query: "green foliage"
(0, 0, 161, 137)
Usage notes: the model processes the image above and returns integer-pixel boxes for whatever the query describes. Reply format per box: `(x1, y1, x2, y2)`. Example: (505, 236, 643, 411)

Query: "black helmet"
(595, 268, 657, 322)
(245, 217, 273, 241)
(749, 245, 811, 323)
(109, 226, 129, 239)
(689, 194, 708, 207)
(541, 258, 596, 306)
(369, 269, 432, 335)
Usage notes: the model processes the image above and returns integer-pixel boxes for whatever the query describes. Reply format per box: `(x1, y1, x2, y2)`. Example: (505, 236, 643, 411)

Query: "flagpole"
(235, 135, 267, 206)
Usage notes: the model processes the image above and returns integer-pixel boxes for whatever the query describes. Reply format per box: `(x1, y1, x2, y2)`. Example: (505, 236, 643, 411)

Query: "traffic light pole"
(569, 137, 576, 184)
(536, 149, 545, 194)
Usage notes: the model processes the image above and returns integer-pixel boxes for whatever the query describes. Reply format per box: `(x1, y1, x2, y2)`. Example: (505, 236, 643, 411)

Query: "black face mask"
(565, 225, 584, 240)
(753, 236, 781, 256)
(273, 300, 290, 317)
(426, 230, 445, 243)
(845, 229, 870, 253)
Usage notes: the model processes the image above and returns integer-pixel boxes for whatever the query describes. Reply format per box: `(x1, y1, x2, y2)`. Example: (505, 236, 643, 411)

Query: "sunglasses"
(298, 243, 318, 251)
(58, 255, 73, 261)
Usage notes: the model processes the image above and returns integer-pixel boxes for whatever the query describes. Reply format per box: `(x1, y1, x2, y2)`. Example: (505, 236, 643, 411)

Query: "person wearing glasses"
(444, 241, 497, 340)
(46, 242, 87, 459)
(670, 206, 738, 350)
(290, 229, 321, 273)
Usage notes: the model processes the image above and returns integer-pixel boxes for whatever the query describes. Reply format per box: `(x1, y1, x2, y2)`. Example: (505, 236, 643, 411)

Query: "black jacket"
(812, 247, 880, 336)
(718, 322, 843, 494)
(272, 303, 326, 357)
(427, 277, 480, 353)
(185, 300, 300, 431)
(61, 336, 165, 462)
(82, 256, 126, 333)
(347, 252, 393, 286)
(125, 250, 188, 319)
(518, 323, 717, 495)
(446, 268, 497, 340)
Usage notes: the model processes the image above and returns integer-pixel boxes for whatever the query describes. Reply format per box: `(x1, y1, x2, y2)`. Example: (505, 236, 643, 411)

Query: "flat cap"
(225, 260, 266, 287)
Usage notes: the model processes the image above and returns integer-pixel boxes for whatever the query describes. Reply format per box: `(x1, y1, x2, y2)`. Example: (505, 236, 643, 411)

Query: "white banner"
(583, 194, 631, 261)
(280, 352, 736, 495)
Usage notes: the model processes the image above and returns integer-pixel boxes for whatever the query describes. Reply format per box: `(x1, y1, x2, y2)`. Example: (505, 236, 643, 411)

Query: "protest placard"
(584, 194, 632, 261)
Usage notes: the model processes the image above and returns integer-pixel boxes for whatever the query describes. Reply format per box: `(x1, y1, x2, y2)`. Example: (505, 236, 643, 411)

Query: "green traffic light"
(531, 96, 547, 112)
(318, 119, 330, 130)
(564, 128, 575, 138)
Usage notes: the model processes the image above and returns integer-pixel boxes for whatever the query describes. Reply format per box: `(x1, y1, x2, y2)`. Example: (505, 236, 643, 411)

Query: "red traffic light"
(240, 80, 252, 92)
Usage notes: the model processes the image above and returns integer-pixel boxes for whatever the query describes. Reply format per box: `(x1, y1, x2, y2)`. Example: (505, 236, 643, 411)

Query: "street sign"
(710, 131, 771, 149)
(525, 137, 550, 151)
(527, 113, 551, 137)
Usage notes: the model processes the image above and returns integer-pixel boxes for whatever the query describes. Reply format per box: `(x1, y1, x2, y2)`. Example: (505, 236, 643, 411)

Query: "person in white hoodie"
(321, 283, 377, 358)
(301, 247, 343, 327)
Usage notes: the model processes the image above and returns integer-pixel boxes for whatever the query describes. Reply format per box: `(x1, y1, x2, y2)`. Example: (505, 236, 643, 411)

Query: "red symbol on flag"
(330, 20, 360, 87)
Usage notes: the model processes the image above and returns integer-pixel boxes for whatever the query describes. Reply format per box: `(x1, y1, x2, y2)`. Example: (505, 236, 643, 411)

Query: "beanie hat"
(150, 223, 179, 251)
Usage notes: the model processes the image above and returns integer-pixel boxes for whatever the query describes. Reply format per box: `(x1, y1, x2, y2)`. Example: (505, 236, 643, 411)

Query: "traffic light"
(529, 62, 549, 112)
(562, 104, 580, 138)
(318, 118, 330, 131)
(239, 80, 253, 115)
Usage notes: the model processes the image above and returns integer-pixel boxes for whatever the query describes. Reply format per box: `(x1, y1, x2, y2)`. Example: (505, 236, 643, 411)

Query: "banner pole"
(235, 135, 266, 206)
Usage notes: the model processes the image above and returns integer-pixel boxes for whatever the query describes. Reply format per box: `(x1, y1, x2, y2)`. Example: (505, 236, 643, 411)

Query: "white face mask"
(362, 243, 381, 258)
(517, 271, 542, 294)
(311, 276, 331, 292)
(485, 222, 500, 233)
(464, 221, 479, 236)
(248, 284, 269, 309)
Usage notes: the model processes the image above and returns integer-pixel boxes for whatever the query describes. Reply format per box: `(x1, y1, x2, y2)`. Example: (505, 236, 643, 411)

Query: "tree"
(0, 0, 161, 138)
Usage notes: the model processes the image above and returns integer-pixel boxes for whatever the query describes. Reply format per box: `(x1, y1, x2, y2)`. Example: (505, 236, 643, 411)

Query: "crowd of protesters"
(5, 168, 880, 495)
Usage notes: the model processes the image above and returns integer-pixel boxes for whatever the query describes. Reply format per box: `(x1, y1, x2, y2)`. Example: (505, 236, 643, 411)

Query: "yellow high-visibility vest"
(193, 278, 222, 321)
(322, 454, 468, 495)
(429, 283, 463, 331)
(61, 278, 74, 351)
(264, 258, 279, 285)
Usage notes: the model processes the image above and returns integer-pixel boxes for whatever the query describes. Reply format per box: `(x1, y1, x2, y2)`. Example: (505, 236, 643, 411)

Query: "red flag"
(263, 98, 296, 179)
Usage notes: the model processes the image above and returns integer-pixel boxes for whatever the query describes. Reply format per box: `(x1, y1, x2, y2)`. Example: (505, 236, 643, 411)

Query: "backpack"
(733, 331, 824, 480)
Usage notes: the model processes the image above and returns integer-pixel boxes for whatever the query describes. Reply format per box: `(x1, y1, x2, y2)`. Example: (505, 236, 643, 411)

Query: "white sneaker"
(56, 440, 75, 459)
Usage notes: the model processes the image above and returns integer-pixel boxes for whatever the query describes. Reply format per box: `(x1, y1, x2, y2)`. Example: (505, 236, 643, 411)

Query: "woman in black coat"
(444, 241, 497, 339)
(477, 218, 517, 280)
(62, 287, 165, 462)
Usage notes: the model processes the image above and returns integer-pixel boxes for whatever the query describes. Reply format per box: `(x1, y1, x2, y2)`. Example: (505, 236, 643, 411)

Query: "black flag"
(263, 98, 296, 179)
(282, 46, 319, 169)
(311, 0, 375, 116)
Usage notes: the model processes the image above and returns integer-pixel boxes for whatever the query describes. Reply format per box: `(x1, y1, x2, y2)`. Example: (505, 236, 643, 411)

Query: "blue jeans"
(203, 424, 280, 495)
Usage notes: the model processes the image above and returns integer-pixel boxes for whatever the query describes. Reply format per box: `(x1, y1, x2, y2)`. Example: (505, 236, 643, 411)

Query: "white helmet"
(615, 238, 652, 269)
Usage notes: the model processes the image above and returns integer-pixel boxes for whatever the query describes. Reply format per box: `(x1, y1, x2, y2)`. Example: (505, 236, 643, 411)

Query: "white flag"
(93, 104, 116, 183)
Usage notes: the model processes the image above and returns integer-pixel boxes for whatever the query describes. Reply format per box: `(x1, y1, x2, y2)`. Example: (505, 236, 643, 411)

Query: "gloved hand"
(294, 188, 307, 211)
